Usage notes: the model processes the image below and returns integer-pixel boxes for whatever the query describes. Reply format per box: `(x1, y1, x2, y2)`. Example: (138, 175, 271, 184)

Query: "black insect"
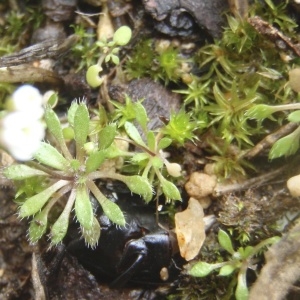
(66, 189, 184, 288)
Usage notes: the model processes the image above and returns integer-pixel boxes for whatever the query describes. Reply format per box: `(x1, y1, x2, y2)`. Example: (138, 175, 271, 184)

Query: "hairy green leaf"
(159, 175, 181, 200)
(269, 128, 300, 159)
(75, 184, 93, 230)
(3, 164, 47, 180)
(50, 190, 76, 244)
(121, 175, 153, 202)
(86, 150, 107, 173)
(34, 142, 69, 171)
(45, 107, 64, 145)
(134, 101, 148, 132)
(99, 124, 116, 149)
(74, 103, 89, 151)
(101, 198, 125, 226)
(124, 121, 146, 147)
(19, 180, 68, 217)
(28, 209, 48, 243)
(68, 102, 79, 126)
(82, 216, 101, 248)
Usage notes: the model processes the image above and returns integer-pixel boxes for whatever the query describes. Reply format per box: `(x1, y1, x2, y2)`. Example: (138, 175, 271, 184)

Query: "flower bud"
(165, 161, 182, 177)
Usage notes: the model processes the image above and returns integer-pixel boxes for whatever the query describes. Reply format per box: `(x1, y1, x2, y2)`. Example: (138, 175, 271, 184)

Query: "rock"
(185, 172, 217, 199)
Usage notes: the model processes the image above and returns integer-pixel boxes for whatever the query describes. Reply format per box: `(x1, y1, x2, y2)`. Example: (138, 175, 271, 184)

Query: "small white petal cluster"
(0, 85, 45, 161)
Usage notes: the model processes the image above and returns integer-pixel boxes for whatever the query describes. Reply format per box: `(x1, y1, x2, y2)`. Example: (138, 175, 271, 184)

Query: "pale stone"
(287, 174, 300, 197)
(185, 172, 217, 199)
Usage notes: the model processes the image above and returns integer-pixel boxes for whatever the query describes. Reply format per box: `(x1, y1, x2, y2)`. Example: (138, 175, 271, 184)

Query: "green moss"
(170, 0, 299, 176)
(0, 6, 44, 56)
(126, 39, 183, 83)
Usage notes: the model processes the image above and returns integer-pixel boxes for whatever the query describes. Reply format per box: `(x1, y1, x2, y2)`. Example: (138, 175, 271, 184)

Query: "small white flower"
(9, 85, 44, 118)
(0, 111, 45, 161)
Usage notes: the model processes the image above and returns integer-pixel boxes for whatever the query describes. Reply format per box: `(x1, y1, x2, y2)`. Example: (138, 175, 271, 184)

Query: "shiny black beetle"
(66, 189, 184, 288)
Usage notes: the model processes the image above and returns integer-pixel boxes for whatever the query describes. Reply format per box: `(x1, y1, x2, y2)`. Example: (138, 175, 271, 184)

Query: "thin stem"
(88, 170, 110, 180)
(142, 160, 153, 178)
(213, 165, 287, 196)
(42, 183, 73, 214)
(273, 103, 300, 111)
(114, 136, 156, 156)
(58, 137, 73, 161)
(86, 179, 107, 206)
(249, 236, 280, 258)
(26, 161, 74, 180)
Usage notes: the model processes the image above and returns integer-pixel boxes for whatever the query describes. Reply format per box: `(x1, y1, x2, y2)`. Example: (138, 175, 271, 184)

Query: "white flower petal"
(0, 111, 45, 161)
(11, 85, 44, 115)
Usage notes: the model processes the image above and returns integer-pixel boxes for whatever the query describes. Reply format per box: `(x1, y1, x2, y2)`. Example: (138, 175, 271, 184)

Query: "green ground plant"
(3, 99, 192, 246)
(0, 5, 44, 104)
(123, 0, 299, 178)
(86, 25, 132, 88)
(189, 229, 280, 300)
(126, 39, 184, 83)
